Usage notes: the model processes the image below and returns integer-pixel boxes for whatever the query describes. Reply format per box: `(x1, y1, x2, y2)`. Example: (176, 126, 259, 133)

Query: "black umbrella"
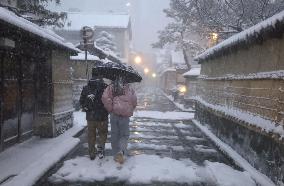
(92, 62, 142, 83)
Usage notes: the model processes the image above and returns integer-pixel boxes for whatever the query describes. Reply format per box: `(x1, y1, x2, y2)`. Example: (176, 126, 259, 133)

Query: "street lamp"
(179, 85, 187, 93)
(152, 73, 156, 78)
(212, 33, 218, 41)
(144, 68, 149, 74)
(134, 56, 142, 64)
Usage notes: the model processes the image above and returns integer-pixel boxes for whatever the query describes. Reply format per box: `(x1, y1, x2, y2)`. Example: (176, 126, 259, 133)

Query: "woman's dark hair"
(113, 76, 125, 96)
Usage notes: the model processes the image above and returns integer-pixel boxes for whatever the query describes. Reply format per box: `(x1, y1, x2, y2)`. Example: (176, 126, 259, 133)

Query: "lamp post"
(144, 68, 149, 74)
(134, 55, 142, 65)
(209, 32, 219, 47)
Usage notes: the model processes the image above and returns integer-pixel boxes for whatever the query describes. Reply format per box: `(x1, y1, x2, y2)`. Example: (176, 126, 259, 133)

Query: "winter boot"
(89, 146, 96, 160)
(114, 151, 124, 164)
(97, 146, 105, 159)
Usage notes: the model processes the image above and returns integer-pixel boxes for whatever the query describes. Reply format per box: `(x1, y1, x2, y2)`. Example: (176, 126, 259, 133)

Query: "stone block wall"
(195, 27, 284, 184)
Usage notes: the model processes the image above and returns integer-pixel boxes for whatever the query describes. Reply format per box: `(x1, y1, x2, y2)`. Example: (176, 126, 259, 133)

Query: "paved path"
(36, 89, 245, 186)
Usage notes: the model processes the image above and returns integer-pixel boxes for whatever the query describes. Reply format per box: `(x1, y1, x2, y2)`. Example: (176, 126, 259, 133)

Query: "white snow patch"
(134, 121, 172, 128)
(180, 129, 192, 134)
(171, 146, 185, 151)
(194, 96, 284, 138)
(0, 111, 86, 186)
(197, 161, 256, 186)
(186, 136, 205, 141)
(183, 66, 201, 77)
(194, 145, 217, 153)
(134, 111, 194, 120)
(131, 132, 178, 140)
(199, 70, 284, 80)
(50, 155, 256, 185)
(192, 119, 275, 186)
(129, 143, 168, 150)
(73, 111, 87, 127)
(174, 123, 192, 129)
(130, 127, 175, 133)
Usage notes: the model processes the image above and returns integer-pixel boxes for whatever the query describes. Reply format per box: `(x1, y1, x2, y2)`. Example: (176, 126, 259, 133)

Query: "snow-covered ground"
(50, 154, 256, 186)
(133, 110, 194, 120)
(0, 112, 87, 186)
(49, 110, 261, 186)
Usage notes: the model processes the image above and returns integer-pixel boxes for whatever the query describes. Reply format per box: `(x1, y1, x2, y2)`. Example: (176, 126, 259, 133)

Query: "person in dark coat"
(80, 76, 108, 160)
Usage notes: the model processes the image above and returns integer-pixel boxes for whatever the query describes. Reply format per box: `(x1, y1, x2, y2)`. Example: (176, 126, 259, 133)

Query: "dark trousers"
(87, 120, 108, 156)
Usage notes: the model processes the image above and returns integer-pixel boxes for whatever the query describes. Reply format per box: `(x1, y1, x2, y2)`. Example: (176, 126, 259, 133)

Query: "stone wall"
(195, 27, 284, 184)
(51, 50, 74, 136)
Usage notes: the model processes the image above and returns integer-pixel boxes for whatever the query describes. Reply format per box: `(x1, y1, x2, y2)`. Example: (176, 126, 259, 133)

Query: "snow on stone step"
(186, 136, 205, 141)
(49, 155, 256, 185)
(130, 132, 179, 140)
(133, 110, 194, 120)
(194, 145, 218, 153)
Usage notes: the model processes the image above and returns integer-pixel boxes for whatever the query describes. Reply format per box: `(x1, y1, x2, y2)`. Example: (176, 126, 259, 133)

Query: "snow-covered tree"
(153, 0, 284, 68)
(164, 0, 284, 36)
(0, 0, 67, 27)
(95, 31, 118, 53)
(152, 22, 205, 69)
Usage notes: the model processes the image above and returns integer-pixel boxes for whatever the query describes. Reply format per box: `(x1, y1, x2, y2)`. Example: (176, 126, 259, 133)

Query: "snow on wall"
(195, 10, 284, 62)
(194, 96, 284, 139)
(192, 120, 275, 186)
(0, 7, 79, 52)
(199, 70, 284, 80)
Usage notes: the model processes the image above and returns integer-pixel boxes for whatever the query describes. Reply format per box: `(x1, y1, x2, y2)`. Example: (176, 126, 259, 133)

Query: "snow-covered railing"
(195, 10, 284, 63)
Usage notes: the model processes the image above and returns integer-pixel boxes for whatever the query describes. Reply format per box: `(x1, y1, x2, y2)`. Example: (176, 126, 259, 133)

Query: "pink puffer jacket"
(102, 84, 137, 117)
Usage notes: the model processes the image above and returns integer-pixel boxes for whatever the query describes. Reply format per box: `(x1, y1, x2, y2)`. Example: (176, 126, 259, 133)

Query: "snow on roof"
(183, 65, 201, 77)
(0, 7, 79, 53)
(160, 67, 176, 75)
(63, 12, 130, 30)
(195, 10, 284, 63)
(70, 52, 100, 61)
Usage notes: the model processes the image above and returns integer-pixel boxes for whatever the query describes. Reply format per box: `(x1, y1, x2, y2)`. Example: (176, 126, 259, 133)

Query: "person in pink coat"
(102, 76, 137, 164)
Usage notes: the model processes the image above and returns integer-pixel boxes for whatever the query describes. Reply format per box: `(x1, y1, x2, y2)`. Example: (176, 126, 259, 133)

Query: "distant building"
(183, 65, 201, 108)
(158, 50, 188, 92)
(54, 12, 132, 63)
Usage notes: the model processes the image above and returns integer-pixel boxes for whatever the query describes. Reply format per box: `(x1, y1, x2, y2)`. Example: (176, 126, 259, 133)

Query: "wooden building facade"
(0, 7, 78, 151)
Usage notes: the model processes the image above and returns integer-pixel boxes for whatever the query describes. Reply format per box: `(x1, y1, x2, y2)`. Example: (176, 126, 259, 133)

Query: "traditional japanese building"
(194, 11, 284, 184)
(183, 65, 201, 108)
(0, 7, 79, 151)
(54, 12, 132, 64)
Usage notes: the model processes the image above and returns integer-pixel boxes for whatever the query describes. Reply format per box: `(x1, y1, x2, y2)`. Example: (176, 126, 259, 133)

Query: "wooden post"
(0, 52, 4, 151)
(17, 54, 22, 142)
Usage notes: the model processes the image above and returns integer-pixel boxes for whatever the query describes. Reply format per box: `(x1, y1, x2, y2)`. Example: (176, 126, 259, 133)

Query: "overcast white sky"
(49, 0, 170, 53)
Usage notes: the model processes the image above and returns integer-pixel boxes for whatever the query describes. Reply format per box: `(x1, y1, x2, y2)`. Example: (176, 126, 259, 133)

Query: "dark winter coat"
(80, 79, 108, 121)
